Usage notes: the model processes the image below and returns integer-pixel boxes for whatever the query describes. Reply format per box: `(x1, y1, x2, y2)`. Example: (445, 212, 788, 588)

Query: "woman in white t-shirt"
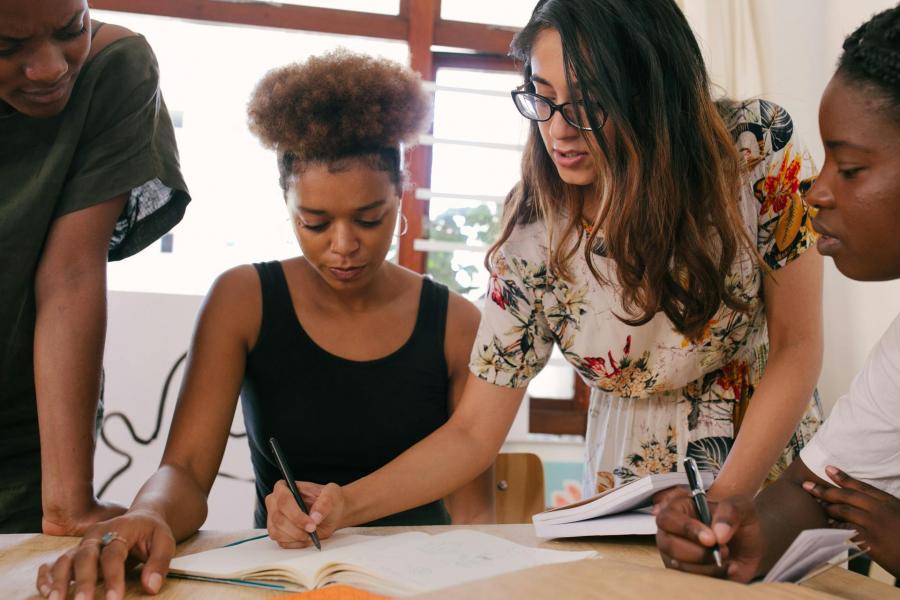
(655, 5, 900, 581)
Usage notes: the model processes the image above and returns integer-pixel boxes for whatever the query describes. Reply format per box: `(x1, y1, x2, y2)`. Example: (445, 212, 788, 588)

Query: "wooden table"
(2, 525, 897, 599)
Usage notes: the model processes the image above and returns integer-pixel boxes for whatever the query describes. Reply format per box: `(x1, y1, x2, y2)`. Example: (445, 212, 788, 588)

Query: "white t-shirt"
(800, 312, 900, 497)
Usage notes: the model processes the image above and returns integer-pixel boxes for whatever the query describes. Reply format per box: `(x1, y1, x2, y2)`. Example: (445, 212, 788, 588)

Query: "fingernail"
(49, 592, 59, 600)
(39, 584, 50, 597)
(713, 523, 730, 540)
(826, 466, 840, 477)
(311, 511, 323, 524)
(699, 530, 715, 545)
(148, 572, 162, 593)
(74, 593, 85, 600)
(305, 522, 317, 532)
(802, 481, 815, 491)
(106, 590, 119, 600)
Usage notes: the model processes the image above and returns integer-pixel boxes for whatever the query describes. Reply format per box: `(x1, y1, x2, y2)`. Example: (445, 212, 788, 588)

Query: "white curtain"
(677, 0, 764, 100)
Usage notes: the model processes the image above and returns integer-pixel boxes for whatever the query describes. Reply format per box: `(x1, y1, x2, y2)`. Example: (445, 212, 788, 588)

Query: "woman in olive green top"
(0, 0, 189, 533)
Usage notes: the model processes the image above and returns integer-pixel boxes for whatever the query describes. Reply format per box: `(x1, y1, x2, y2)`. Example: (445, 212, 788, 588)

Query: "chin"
(12, 90, 74, 119)
(556, 169, 597, 187)
(833, 256, 899, 282)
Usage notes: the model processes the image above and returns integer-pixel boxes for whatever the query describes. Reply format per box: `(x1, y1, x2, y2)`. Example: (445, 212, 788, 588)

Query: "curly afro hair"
(248, 49, 431, 193)
(838, 5, 900, 122)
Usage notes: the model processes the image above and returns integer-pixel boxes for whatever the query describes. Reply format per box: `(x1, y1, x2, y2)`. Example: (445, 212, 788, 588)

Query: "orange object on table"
(277, 584, 392, 599)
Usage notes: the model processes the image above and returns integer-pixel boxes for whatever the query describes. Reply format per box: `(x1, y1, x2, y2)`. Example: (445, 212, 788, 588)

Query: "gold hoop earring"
(397, 214, 408, 237)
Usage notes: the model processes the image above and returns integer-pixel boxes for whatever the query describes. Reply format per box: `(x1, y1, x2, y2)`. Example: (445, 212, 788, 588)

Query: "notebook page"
(762, 529, 856, 583)
(168, 532, 382, 582)
(314, 529, 598, 595)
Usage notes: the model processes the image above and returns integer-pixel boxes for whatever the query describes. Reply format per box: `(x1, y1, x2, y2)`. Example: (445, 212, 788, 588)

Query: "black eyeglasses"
(511, 86, 606, 131)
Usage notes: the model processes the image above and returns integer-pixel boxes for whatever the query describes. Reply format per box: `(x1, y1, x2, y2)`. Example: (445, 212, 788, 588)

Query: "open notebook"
(533, 471, 714, 538)
(168, 530, 597, 596)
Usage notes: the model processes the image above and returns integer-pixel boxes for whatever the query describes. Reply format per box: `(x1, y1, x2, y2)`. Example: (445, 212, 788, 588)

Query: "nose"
(24, 42, 69, 85)
(806, 167, 835, 212)
(330, 222, 359, 256)
(548, 107, 579, 140)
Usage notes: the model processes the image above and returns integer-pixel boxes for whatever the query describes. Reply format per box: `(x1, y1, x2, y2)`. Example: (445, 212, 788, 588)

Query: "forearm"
(753, 466, 830, 576)
(445, 465, 496, 524)
(710, 343, 820, 499)
(343, 420, 500, 527)
(130, 464, 210, 541)
(34, 268, 107, 517)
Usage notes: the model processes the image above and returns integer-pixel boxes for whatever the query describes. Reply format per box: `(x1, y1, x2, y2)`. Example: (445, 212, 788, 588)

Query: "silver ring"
(100, 531, 128, 547)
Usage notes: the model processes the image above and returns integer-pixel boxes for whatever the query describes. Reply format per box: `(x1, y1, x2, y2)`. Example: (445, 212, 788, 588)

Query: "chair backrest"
(494, 452, 546, 524)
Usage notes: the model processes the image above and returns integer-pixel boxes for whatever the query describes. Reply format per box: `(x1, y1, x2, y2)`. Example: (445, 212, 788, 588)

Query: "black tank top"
(241, 261, 452, 527)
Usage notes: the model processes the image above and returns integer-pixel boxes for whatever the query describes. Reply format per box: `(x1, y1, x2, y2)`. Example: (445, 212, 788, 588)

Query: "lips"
(553, 148, 589, 168)
(811, 218, 842, 255)
(327, 265, 365, 281)
(20, 79, 70, 104)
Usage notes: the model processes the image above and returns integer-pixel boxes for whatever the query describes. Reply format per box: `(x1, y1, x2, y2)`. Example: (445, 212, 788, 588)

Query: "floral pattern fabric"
(470, 100, 822, 494)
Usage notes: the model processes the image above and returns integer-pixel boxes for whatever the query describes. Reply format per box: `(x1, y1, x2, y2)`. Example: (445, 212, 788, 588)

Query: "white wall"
(98, 292, 256, 528)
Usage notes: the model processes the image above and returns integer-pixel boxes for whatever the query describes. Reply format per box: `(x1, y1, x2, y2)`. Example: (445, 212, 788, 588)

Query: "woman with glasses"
(267, 0, 821, 549)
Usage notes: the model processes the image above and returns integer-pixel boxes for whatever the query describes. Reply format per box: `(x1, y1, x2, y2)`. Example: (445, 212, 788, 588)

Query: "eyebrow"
(0, 10, 84, 43)
(529, 75, 551, 87)
(824, 140, 872, 153)
(298, 198, 388, 216)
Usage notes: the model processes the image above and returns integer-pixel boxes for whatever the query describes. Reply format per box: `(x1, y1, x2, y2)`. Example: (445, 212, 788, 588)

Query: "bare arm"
(340, 375, 523, 527)
(442, 293, 495, 524)
(129, 265, 260, 540)
(38, 265, 261, 599)
(709, 248, 823, 500)
(35, 194, 128, 536)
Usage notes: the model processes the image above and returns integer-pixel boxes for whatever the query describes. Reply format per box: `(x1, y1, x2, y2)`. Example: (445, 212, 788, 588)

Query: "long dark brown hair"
(490, 0, 752, 339)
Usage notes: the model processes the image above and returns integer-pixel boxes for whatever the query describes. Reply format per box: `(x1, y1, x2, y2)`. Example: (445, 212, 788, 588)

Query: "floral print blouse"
(470, 100, 823, 494)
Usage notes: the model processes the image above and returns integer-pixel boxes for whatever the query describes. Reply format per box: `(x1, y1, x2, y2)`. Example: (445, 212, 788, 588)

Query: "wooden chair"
(494, 452, 546, 524)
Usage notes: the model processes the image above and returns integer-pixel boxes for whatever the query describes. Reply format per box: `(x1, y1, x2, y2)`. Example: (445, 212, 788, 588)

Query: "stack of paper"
(763, 528, 858, 583)
(533, 471, 714, 539)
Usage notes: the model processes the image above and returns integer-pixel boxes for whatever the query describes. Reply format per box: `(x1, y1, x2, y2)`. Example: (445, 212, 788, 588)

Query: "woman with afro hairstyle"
(657, 5, 900, 582)
(36, 50, 492, 599)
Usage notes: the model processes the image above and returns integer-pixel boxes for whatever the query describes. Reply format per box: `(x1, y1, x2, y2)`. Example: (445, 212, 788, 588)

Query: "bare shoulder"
(88, 21, 138, 59)
(203, 264, 263, 348)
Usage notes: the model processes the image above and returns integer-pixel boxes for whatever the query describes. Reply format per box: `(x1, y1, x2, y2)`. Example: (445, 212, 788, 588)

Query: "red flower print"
(489, 273, 507, 310)
(623, 335, 632, 355)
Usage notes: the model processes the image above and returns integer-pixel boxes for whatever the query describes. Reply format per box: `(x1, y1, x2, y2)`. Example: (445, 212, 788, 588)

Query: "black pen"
(269, 437, 322, 551)
(683, 457, 722, 568)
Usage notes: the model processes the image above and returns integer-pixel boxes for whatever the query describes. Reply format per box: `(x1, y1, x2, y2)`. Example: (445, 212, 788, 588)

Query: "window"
(440, 1, 536, 28)
(423, 64, 586, 437)
(93, 9, 408, 295)
(276, 0, 400, 15)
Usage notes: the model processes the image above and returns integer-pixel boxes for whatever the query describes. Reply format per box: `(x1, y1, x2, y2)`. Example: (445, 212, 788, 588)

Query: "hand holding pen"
(683, 457, 722, 568)
(269, 437, 322, 550)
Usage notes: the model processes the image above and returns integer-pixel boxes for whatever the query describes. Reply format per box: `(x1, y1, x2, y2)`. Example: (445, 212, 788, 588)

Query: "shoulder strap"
(251, 261, 296, 345)
(418, 277, 449, 355)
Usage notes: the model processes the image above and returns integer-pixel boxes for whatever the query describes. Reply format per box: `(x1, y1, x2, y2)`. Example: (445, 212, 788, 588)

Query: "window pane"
(432, 71, 527, 146)
(276, 0, 399, 15)
(91, 10, 408, 295)
(441, 0, 533, 28)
